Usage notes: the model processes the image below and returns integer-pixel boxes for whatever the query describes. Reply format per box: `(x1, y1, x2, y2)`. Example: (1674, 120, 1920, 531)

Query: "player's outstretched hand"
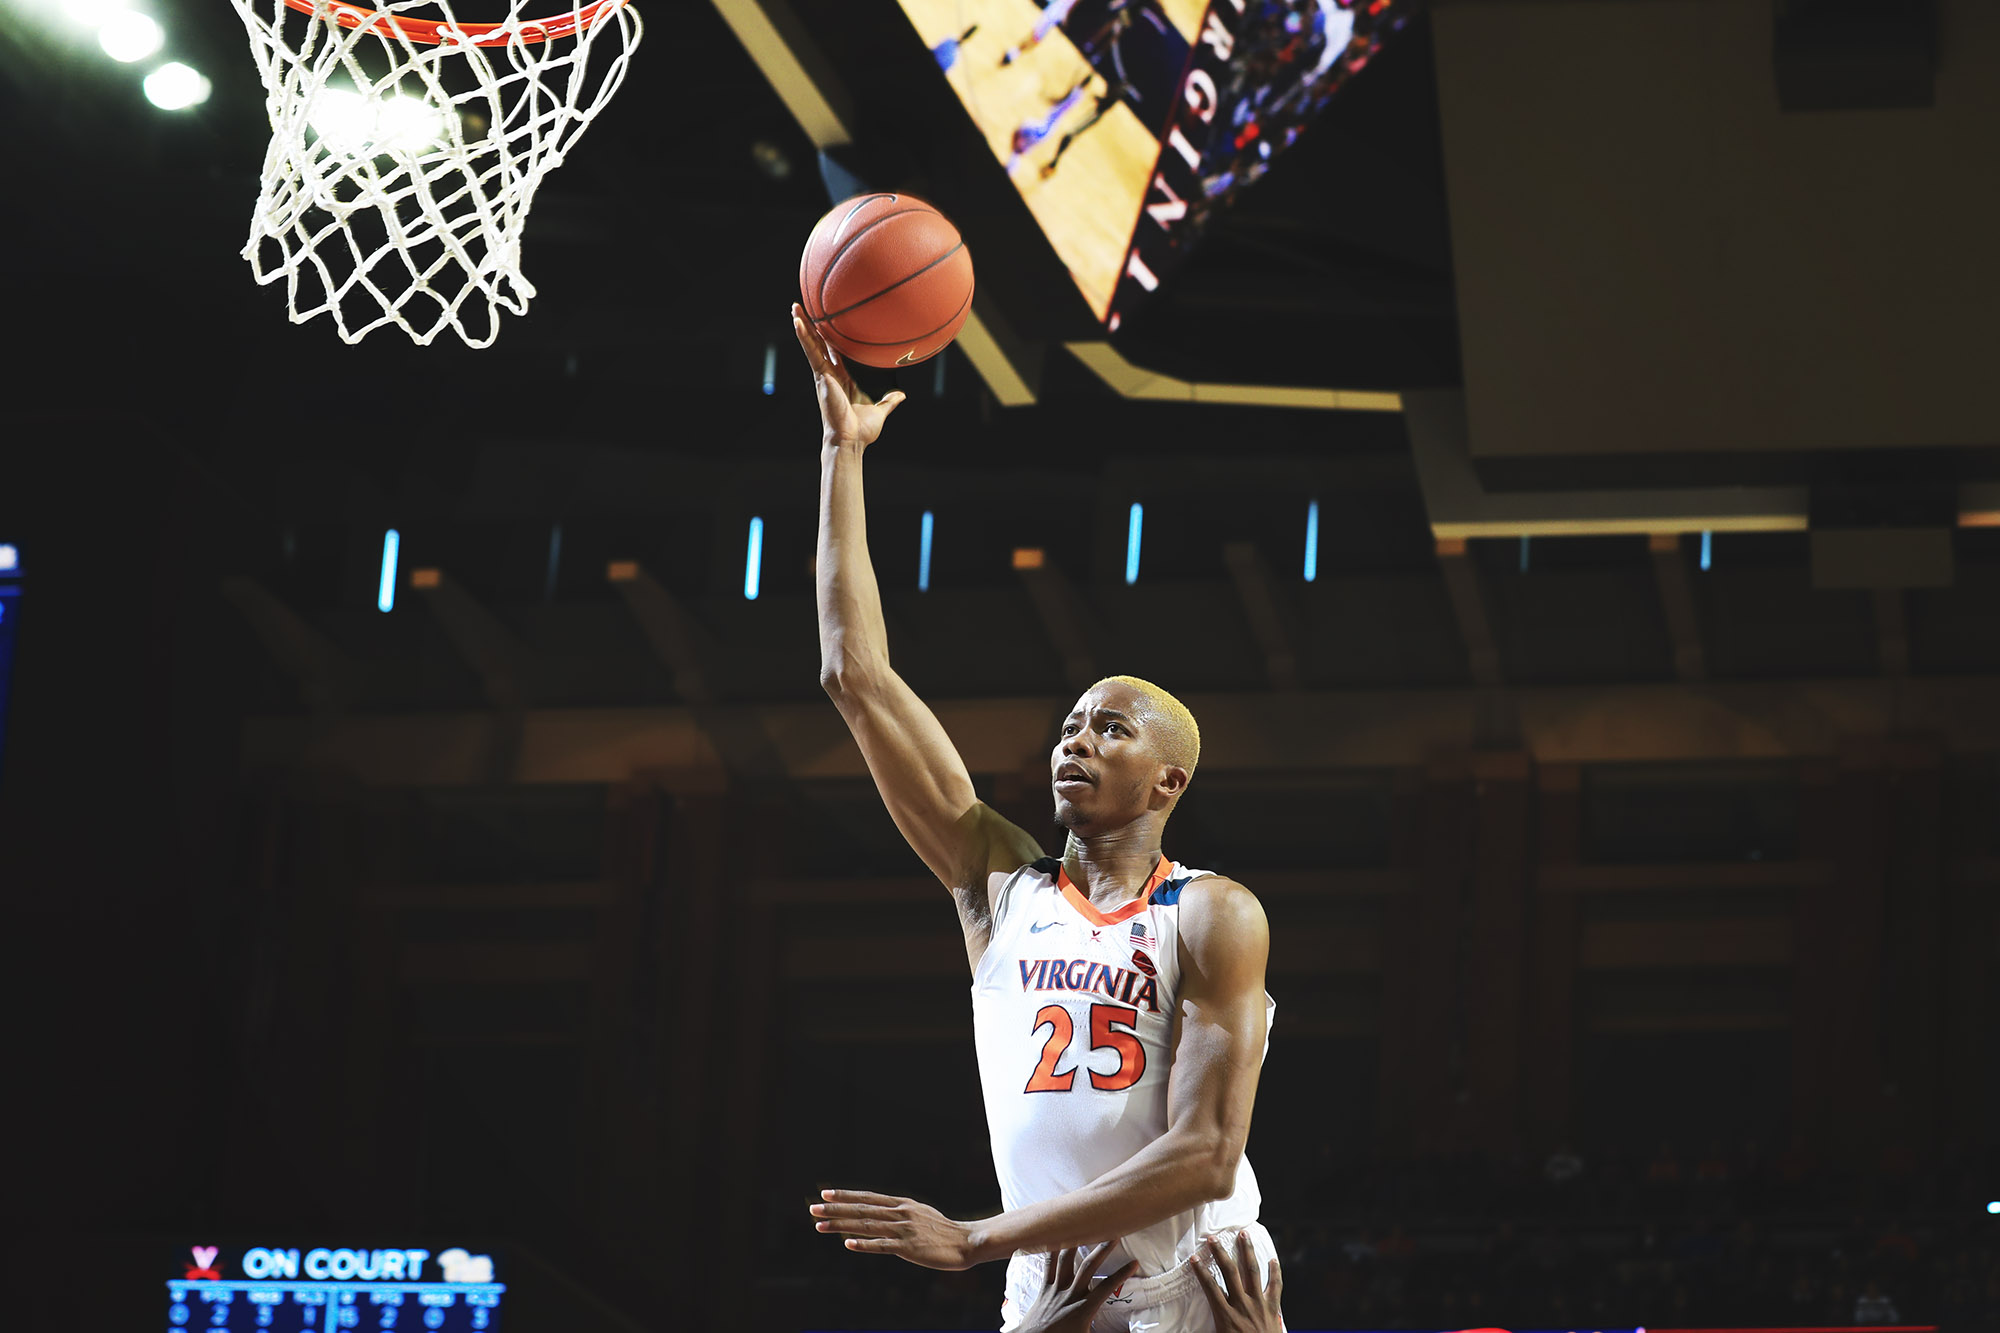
(1190, 1232, 1284, 1333)
(810, 1188, 978, 1271)
(1012, 1242, 1142, 1333)
(792, 303, 905, 450)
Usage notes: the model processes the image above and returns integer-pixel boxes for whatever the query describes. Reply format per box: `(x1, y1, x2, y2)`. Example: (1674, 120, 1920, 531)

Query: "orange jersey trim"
(1056, 854, 1174, 926)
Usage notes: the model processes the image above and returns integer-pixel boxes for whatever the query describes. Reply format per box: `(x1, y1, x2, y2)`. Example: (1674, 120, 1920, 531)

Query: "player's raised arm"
(795, 306, 1042, 900)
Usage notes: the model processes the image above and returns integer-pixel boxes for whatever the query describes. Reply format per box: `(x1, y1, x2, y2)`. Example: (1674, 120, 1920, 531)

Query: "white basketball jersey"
(971, 855, 1273, 1278)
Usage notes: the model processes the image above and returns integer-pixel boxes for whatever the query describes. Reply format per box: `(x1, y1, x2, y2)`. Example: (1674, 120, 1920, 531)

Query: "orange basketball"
(799, 193, 974, 369)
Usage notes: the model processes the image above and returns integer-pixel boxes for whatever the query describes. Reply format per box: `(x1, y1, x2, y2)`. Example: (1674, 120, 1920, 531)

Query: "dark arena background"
(1, 0, 1996, 1330)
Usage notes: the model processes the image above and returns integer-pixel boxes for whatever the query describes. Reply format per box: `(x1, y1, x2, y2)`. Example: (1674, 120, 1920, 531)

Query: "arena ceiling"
(2, 0, 1995, 726)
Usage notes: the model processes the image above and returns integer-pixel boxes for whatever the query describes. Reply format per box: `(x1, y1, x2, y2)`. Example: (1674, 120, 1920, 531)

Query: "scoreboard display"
(166, 1245, 504, 1333)
(895, 0, 1415, 325)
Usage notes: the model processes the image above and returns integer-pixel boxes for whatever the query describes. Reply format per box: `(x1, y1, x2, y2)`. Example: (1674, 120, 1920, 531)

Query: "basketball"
(799, 193, 974, 369)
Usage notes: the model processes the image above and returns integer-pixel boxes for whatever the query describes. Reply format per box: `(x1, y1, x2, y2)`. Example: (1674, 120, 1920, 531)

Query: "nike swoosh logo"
(1029, 921, 1060, 933)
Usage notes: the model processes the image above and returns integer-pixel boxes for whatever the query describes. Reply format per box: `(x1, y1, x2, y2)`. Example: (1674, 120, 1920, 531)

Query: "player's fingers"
(815, 1219, 899, 1237)
(1190, 1244, 1225, 1304)
(1236, 1229, 1258, 1288)
(1050, 1247, 1074, 1292)
(821, 1189, 904, 1206)
(843, 1237, 899, 1254)
(811, 1202, 902, 1218)
(791, 312, 830, 373)
(1208, 1233, 1241, 1293)
(879, 391, 907, 416)
(1083, 1261, 1140, 1311)
(1265, 1256, 1283, 1306)
(1069, 1241, 1114, 1296)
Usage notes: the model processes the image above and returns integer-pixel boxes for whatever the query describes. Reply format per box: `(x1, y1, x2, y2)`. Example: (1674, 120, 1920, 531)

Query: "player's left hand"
(810, 1189, 980, 1270)
(1012, 1242, 1142, 1333)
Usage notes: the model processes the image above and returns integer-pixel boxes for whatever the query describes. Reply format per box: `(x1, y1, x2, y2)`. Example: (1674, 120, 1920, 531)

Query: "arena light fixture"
(310, 88, 447, 157)
(98, 9, 162, 61)
(0, 544, 16, 574)
(1124, 503, 1143, 585)
(1303, 500, 1320, 582)
(761, 342, 776, 396)
(377, 529, 400, 613)
(918, 511, 934, 592)
(60, 0, 122, 28)
(743, 517, 764, 600)
(1700, 529, 1714, 571)
(1988, 1200, 1999, 1214)
(143, 62, 211, 109)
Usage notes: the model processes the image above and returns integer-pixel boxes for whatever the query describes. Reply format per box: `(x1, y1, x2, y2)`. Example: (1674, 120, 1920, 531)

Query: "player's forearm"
(816, 441, 891, 688)
(967, 1126, 1237, 1264)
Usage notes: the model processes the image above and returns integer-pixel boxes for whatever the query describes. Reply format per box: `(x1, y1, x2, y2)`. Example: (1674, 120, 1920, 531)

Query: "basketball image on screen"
(897, 0, 1414, 324)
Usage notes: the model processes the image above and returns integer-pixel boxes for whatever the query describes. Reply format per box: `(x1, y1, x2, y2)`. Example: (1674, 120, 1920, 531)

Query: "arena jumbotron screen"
(896, 0, 1415, 325)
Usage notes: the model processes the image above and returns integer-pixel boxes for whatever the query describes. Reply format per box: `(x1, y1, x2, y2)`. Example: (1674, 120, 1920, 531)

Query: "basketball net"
(231, 0, 641, 346)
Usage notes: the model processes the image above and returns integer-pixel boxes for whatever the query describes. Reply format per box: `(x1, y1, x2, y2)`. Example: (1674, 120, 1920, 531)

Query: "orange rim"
(278, 0, 627, 46)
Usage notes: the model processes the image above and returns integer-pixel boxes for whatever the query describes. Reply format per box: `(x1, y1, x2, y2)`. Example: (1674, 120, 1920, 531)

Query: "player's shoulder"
(981, 854, 1062, 917)
(994, 854, 1061, 888)
(1168, 873, 1268, 943)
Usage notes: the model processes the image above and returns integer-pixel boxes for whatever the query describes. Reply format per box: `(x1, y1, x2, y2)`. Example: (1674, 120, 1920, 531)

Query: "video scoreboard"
(896, 0, 1415, 325)
(166, 1245, 503, 1333)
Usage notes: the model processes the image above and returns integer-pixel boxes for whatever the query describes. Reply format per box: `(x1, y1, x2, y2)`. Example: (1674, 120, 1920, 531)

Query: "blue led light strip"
(1125, 502, 1143, 584)
(378, 529, 401, 612)
(744, 517, 764, 600)
(918, 510, 934, 592)
(1304, 500, 1320, 582)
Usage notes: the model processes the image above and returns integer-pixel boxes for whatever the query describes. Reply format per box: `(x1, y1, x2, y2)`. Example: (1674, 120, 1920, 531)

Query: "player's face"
(1051, 684, 1170, 831)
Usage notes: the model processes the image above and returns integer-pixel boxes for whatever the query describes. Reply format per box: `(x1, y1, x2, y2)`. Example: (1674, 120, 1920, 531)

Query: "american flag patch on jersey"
(1130, 920, 1153, 948)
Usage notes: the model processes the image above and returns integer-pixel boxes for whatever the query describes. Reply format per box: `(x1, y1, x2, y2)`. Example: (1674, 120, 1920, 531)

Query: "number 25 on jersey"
(1023, 1003, 1147, 1094)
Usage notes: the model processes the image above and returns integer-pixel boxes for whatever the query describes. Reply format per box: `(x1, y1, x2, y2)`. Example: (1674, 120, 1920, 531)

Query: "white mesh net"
(231, 0, 641, 346)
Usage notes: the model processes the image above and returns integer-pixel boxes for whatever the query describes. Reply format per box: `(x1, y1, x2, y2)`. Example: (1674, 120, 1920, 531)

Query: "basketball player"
(1037, 68, 1136, 179)
(1008, 75, 1097, 171)
(791, 306, 1281, 1333)
(999, 0, 1079, 66)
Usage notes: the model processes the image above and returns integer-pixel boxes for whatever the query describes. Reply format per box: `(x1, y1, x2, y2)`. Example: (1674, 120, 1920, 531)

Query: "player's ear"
(1155, 763, 1189, 800)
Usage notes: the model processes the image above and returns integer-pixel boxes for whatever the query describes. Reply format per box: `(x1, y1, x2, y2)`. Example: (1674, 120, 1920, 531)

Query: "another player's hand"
(1191, 1232, 1284, 1333)
(792, 303, 905, 450)
(1011, 1242, 1142, 1333)
(809, 1188, 979, 1271)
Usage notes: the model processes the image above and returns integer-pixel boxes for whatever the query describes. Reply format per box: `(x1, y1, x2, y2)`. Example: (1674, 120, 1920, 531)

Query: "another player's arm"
(797, 307, 1042, 902)
(813, 878, 1271, 1267)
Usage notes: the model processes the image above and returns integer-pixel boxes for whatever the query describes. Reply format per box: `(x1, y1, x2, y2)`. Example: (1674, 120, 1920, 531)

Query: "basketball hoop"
(231, 0, 642, 346)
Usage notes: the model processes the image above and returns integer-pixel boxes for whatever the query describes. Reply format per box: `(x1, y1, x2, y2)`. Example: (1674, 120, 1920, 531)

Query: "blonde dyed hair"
(1090, 674, 1201, 781)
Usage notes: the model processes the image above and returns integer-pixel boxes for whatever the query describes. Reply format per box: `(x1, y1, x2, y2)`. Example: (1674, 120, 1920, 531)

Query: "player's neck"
(1061, 827, 1165, 908)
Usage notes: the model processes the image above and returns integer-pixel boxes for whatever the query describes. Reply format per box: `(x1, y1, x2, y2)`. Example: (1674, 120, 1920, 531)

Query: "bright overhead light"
(311, 88, 447, 157)
(60, 0, 123, 27)
(98, 10, 162, 61)
(373, 96, 446, 154)
(143, 62, 210, 110)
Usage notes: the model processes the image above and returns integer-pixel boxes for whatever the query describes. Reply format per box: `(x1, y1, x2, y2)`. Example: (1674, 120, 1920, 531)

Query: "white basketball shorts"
(998, 1223, 1286, 1333)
